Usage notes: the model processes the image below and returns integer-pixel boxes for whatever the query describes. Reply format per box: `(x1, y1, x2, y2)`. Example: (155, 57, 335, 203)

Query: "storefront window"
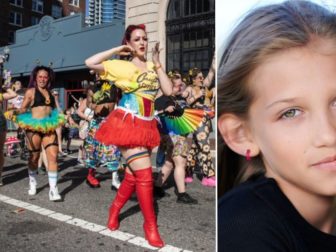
(166, 0, 215, 74)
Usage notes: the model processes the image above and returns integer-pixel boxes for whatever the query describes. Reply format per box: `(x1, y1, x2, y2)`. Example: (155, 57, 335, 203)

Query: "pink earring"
(246, 149, 251, 161)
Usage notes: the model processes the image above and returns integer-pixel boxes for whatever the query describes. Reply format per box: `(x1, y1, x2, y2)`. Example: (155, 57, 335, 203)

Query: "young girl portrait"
(217, 0, 336, 251)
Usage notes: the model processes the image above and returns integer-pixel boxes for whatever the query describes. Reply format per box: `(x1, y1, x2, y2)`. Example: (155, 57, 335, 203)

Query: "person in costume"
(154, 69, 199, 204)
(5, 66, 65, 201)
(184, 59, 216, 187)
(0, 84, 17, 186)
(85, 24, 172, 248)
(76, 96, 93, 165)
(8, 80, 27, 160)
(51, 89, 66, 156)
(64, 107, 79, 154)
(83, 76, 122, 189)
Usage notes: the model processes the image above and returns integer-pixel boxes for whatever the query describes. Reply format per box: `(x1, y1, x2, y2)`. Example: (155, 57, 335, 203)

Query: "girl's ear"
(218, 113, 260, 158)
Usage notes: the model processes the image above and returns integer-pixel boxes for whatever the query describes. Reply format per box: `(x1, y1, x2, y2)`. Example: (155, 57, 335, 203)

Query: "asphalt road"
(0, 150, 216, 252)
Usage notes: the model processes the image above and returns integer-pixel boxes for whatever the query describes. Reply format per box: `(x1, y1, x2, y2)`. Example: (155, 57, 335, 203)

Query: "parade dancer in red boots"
(85, 24, 172, 248)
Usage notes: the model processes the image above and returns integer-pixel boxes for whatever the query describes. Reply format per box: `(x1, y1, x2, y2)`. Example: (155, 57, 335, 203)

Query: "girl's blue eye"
(281, 108, 300, 119)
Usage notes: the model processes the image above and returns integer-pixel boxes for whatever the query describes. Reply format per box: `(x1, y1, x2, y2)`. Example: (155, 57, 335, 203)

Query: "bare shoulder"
(184, 86, 192, 93)
(25, 88, 35, 96)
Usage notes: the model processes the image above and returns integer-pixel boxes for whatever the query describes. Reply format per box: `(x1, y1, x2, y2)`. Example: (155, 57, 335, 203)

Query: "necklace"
(45, 96, 51, 105)
(38, 88, 51, 105)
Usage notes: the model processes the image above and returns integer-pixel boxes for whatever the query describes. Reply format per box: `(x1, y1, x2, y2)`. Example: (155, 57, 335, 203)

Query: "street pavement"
(0, 150, 216, 252)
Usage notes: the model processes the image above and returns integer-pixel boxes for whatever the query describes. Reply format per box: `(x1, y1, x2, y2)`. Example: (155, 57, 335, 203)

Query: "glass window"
(204, 0, 210, 12)
(52, 5, 62, 18)
(196, 31, 203, 47)
(183, 0, 212, 16)
(31, 16, 39, 25)
(166, 0, 214, 74)
(9, 11, 22, 26)
(190, 32, 196, 48)
(197, 0, 203, 13)
(10, 0, 23, 7)
(184, 0, 190, 16)
(168, 0, 181, 19)
(69, 0, 79, 7)
(174, 1, 181, 18)
(183, 33, 189, 49)
(203, 30, 209, 46)
(190, 0, 196, 14)
(32, 0, 44, 13)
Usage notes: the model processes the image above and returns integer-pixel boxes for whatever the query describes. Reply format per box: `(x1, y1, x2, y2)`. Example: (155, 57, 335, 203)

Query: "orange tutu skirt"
(95, 109, 160, 150)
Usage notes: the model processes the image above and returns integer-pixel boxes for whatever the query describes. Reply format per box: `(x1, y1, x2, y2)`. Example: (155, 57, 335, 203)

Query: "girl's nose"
(312, 112, 336, 148)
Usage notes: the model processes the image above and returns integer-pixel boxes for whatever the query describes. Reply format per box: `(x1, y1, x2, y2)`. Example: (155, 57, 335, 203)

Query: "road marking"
(49, 212, 73, 222)
(128, 236, 158, 250)
(37, 208, 56, 216)
(66, 217, 88, 227)
(81, 222, 106, 232)
(159, 245, 184, 252)
(100, 229, 135, 241)
(0, 194, 192, 251)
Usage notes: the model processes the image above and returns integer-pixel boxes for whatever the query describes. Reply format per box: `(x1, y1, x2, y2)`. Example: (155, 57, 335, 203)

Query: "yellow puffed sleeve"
(100, 60, 137, 80)
(100, 59, 142, 92)
(100, 60, 118, 81)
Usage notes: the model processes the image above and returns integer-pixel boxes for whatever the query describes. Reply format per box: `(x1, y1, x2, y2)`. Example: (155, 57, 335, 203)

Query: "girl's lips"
(312, 156, 336, 170)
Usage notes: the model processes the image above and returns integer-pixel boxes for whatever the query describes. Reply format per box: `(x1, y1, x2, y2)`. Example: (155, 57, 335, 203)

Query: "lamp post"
(0, 46, 10, 84)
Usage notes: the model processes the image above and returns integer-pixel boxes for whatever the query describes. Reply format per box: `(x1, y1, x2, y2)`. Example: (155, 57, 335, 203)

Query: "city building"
(0, 0, 86, 46)
(87, 0, 125, 26)
(0, 0, 214, 110)
(0, 14, 124, 110)
(126, 0, 215, 74)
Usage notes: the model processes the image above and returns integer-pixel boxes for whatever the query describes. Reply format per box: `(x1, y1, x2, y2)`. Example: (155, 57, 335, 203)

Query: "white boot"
(49, 186, 62, 201)
(28, 180, 37, 195)
(111, 172, 121, 190)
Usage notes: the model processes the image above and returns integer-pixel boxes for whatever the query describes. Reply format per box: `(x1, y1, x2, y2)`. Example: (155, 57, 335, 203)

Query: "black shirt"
(31, 88, 55, 108)
(71, 112, 81, 124)
(218, 175, 336, 252)
(154, 95, 184, 117)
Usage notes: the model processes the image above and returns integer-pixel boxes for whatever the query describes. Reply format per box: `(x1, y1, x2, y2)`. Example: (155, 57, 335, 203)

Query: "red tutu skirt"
(95, 109, 160, 150)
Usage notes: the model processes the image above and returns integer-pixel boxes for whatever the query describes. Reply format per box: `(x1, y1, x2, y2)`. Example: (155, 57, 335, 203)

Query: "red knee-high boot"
(134, 168, 164, 248)
(107, 172, 136, 230)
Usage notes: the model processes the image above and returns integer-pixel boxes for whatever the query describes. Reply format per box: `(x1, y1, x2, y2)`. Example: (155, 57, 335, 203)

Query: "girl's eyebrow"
(266, 97, 299, 110)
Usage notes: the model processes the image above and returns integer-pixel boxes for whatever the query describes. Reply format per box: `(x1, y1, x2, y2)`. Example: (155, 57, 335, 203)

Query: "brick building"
(0, 0, 86, 46)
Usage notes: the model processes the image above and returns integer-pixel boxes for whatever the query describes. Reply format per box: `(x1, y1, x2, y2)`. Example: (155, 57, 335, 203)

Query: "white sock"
(28, 169, 37, 185)
(111, 172, 120, 189)
(48, 171, 58, 189)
